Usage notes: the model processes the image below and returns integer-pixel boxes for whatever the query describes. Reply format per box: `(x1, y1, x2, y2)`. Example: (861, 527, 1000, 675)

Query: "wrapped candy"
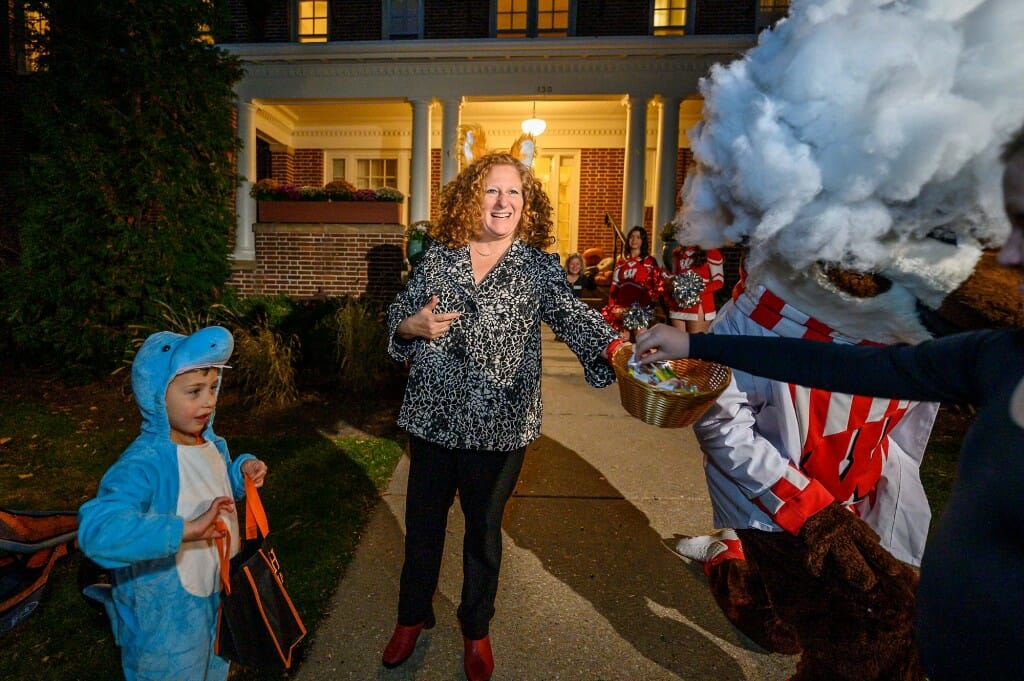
(671, 270, 706, 308)
(627, 355, 700, 394)
(622, 302, 655, 331)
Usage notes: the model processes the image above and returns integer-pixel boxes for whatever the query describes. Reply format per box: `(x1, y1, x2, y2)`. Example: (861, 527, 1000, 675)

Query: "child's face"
(165, 368, 221, 446)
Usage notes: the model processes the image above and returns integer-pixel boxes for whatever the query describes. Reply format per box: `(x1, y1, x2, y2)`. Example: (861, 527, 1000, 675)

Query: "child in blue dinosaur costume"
(78, 326, 268, 681)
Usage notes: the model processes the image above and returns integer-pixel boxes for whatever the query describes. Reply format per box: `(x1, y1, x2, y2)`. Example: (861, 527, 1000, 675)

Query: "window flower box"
(257, 200, 402, 224)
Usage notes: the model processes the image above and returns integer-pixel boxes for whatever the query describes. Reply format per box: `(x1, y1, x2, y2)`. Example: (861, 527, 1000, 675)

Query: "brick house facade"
(2, 1, 784, 299)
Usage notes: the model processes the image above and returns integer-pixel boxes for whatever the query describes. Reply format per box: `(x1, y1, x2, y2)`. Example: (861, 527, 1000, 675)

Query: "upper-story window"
(757, 0, 790, 31)
(384, 0, 423, 39)
(652, 0, 688, 36)
(298, 1, 328, 43)
(495, 0, 573, 39)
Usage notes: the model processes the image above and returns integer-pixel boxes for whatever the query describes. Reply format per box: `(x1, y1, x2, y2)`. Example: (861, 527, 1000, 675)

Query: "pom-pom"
(672, 271, 706, 308)
(623, 302, 655, 331)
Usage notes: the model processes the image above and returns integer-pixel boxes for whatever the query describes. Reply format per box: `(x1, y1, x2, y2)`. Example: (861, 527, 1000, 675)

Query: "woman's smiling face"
(479, 164, 524, 242)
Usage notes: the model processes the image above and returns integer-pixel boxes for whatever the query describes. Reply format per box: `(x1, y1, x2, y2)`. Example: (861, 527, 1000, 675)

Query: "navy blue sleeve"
(687, 328, 1018, 406)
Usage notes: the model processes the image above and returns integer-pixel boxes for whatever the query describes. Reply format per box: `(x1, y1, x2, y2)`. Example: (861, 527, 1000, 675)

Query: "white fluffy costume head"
(677, 0, 1024, 342)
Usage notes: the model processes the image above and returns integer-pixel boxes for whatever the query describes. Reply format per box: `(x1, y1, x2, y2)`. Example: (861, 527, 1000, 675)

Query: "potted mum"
(405, 220, 431, 268)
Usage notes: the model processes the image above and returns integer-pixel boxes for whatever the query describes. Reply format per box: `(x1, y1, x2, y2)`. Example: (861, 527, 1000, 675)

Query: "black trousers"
(397, 435, 526, 639)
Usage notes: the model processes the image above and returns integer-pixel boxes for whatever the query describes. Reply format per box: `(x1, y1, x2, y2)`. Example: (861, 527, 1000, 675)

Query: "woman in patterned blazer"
(381, 153, 624, 681)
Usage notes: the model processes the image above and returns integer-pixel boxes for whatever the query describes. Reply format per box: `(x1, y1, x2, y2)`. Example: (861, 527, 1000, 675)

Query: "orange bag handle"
(242, 474, 270, 541)
(215, 518, 232, 595)
(216, 474, 269, 594)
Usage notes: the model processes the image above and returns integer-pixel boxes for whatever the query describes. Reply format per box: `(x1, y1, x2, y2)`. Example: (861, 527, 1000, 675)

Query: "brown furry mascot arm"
(799, 503, 905, 591)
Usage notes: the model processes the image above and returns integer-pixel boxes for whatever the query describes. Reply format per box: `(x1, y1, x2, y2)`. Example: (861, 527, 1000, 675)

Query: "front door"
(532, 151, 580, 263)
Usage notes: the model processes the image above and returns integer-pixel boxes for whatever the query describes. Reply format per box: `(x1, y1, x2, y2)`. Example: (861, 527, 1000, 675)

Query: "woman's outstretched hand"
(397, 295, 462, 341)
(633, 323, 692, 364)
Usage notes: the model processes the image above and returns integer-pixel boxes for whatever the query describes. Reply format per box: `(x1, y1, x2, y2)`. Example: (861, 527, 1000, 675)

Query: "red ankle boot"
(463, 635, 494, 681)
(381, 612, 435, 669)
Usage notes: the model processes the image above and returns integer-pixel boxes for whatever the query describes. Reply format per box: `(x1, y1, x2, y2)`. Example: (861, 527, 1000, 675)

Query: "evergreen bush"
(2, 0, 243, 372)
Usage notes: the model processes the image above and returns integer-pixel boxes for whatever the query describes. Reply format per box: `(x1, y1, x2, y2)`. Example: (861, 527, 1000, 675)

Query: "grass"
(0, 368, 405, 681)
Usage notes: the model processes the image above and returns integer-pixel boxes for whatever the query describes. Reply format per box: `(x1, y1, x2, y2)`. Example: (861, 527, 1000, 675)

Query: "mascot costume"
(667, 0, 1024, 679)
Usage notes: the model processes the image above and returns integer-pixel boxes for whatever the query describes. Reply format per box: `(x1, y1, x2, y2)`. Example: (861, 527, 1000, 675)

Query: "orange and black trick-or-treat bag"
(215, 476, 306, 669)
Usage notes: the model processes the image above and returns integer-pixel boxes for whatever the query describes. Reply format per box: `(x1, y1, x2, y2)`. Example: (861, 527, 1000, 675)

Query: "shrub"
(353, 188, 378, 201)
(277, 297, 347, 385)
(231, 320, 300, 412)
(133, 299, 299, 412)
(4, 0, 242, 373)
(332, 297, 392, 390)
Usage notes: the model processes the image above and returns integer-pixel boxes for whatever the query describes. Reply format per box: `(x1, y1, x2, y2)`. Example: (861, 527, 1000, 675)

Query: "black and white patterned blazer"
(387, 240, 619, 452)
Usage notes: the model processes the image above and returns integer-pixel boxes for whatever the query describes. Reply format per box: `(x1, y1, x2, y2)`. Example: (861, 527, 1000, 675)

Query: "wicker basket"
(612, 351, 732, 428)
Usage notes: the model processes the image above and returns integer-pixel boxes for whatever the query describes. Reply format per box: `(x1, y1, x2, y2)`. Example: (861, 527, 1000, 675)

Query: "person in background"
(601, 226, 664, 338)
(77, 326, 268, 681)
(564, 252, 596, 298)
(382, 152, 623, 681)
(666, 245, 724, 334)
(633, 122, 1024, 681)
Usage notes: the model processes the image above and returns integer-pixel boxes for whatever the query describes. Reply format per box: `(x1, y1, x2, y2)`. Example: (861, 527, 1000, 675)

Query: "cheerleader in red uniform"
(667, 245, 724, 334)
(601, 226, 664, 338)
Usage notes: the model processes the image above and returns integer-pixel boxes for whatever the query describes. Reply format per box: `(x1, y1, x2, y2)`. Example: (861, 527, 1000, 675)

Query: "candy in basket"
(612, 347, 731, 428)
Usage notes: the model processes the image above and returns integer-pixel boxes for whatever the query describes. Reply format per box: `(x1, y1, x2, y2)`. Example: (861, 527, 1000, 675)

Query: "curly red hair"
(431, 153, 554, 250)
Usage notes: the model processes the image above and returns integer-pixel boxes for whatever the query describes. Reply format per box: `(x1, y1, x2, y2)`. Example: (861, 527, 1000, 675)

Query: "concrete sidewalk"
(294, 328, 796, 680)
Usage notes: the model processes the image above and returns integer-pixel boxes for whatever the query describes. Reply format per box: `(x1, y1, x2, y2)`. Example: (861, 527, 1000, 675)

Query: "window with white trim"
(356, 158, 399, 190)
(297, 1, 328, 43)
(384, 0, 422, 39)
(495, 0, 572, 39)
(652, 0, 688, 36)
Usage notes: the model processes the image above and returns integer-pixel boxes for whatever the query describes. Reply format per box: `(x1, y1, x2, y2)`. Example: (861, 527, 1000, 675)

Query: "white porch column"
(410, 98, 433, 224)
(441, 97, 462, 185)
(233, 100, 257, 261)
(653, 96, 681, 262)
(622, 95, 648, 235)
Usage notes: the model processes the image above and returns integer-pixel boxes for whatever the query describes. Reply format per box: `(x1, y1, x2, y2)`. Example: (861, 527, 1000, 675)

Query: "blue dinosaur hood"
(132, 326, 234, 439)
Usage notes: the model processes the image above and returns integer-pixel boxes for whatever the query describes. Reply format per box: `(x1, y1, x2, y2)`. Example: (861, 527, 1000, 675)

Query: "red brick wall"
(577, 0, 649, 36)
(578, 148, 626, 258)
(694, 0, 756, 35)
(228, 224, 406, 301)
(270, 150, 294, 184)
(227, 0, 290, 42)
(293, 149, 324, 187)
(332, 1, 382, 41)
(423, 0, 491, 39)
